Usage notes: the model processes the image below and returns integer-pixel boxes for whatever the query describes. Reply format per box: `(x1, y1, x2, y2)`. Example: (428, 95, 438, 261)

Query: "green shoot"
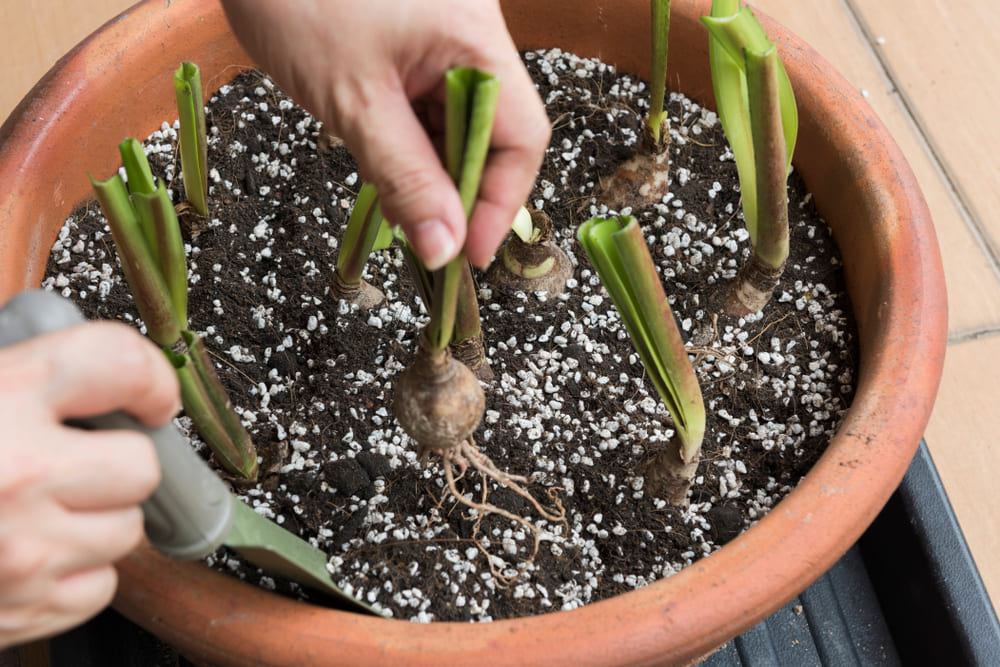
(174, 62, 209, 216)
(511, 205, 535, 243)
(647, 0, 671, 146)
(702, 2, 797, 313)
(121, 138, 188, 326)
(336, 182, 385, 284)
(423, 68, 499, 356)
(330, 182, 388, 309)
(119, 137, 156, 195)
(701, 2, 797, 243)
(89, 173, 182, 348)
(487, 207, 573, 297)
(745, 47, 790, 271)
(91, 143, 257, 480)
(578, 216, 705, 464)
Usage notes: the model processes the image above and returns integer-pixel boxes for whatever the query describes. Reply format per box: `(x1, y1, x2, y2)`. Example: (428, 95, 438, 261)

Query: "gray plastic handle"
(0, 290, 233, 560)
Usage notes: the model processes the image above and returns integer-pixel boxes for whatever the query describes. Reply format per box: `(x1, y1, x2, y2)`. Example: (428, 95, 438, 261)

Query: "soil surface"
(45, 49, 857, 622)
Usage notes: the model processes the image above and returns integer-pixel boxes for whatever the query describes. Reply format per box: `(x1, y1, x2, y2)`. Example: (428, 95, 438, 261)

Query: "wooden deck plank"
(751, 0, 1000, 613)
(924, 338, 1000, 611)
(850, 0, 1000, 282)
(0, 0, 136, 124)
(749, 0, 1000, 335)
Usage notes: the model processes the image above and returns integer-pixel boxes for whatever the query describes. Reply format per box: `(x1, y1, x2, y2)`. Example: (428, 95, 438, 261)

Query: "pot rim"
(0, 0, 947, 664)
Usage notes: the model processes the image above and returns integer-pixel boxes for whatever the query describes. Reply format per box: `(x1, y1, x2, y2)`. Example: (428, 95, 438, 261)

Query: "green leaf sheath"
(745, 47, 789, 269)
(400, 239, 434, 312)
(444, 68, 474, 186)
(186, 332, 258, 479)
(175, 357, 256, 479)
(702, 4, 797, 240)
(456, 73, 500, 217)
(425, 68, 500, 353)
(703, 1, 756, 238)
(119, 138, 162, 272)
(131, 181, 188, 327)
(371, 218, 395, 251)
(119, 138, 156, 195)
(453, 264, 483, 343)
(336, 182, 386, 283)
(428, 258, 462, 353)
(578, 217, 705, 461)
(174, 62, 209, 216)
(89, 174, 182, 348)
(648, 0, 670, 144)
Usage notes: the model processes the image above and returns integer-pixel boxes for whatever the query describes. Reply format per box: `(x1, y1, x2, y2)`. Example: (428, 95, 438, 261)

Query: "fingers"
(0, 500, 143, 648)
(1, 321, 181, 427)
(466, 40, 552, 268)
(341, 82, 468, 271)
(0, 566, 119, 649)
(49, 507, 147, 576)
(42, 428, 161, 510)
(0, 506, 145, 581)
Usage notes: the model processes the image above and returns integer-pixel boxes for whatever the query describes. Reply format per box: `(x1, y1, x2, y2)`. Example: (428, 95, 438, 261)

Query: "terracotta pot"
(0, 0, 947, 664)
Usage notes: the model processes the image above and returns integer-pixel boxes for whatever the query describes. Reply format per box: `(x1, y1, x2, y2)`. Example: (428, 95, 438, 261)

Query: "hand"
(0, 323, 178, 649)
(220, 0, 551, 270)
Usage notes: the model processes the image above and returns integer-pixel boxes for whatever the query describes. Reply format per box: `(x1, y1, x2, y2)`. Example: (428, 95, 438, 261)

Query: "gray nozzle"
(0, 290, 233, 559)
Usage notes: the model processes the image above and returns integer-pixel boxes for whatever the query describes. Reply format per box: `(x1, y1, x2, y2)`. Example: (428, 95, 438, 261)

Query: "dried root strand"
(435, 439, 566, 588)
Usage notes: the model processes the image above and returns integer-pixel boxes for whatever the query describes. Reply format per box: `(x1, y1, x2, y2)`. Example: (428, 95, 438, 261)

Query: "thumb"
(342, 88, 467, 271)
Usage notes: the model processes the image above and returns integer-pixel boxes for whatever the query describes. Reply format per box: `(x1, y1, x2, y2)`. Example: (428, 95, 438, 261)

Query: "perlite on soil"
(44, 48, 857, 622)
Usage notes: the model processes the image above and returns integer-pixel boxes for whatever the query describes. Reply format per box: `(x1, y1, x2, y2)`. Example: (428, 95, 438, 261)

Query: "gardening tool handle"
(0, 289, 233, 560)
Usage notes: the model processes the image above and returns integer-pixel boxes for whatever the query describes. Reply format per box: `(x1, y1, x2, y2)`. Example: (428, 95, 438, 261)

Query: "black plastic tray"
(702, 442, 1000, 666)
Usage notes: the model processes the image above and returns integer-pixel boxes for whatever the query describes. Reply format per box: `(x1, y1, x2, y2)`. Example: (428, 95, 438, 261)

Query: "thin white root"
(435, 439, 567, 588)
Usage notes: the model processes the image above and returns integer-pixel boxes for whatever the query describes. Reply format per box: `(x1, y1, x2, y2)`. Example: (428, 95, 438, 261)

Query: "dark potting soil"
(45, 49, 857, 622)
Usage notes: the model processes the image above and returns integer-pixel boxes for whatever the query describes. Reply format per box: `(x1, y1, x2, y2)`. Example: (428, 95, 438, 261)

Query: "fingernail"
(413, 219, 458, 270)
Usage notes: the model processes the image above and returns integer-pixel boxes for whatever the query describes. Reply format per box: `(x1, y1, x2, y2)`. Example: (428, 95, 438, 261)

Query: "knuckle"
(108, 507, 147, 557)
(95, 323, 171, 402)
(376, 168, 445, 221)
(0, 450, 48, 502)
(0, 539, 48, 585)
(127, 441, 162, 497)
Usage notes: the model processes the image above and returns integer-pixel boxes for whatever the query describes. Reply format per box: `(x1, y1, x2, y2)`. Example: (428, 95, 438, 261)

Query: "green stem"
(578, 217, 704, 461)
(400, 240, 434, 312)
(132, 181, 188, 327)
(175, 62, 209, 216)
(119, 138, 156, 195)
(453, 264, 483, 344)
(702, 3, 797, 242)
(745, 47, 789, 270)
(428, 257, 463, 354)
(90, 174, 181, 348)
(425, 68, 500, 354)
(336, 182, 384, 284)
(185, 332, 258, 480)
(648, 0, 671, 145)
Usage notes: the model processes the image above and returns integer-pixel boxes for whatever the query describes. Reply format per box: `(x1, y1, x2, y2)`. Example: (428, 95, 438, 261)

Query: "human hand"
(220, 0, 551, 270)
(0, 323, 178, 649)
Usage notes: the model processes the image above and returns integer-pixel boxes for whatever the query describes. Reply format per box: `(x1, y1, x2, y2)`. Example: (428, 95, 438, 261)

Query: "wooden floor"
(3, 0, 998, 627)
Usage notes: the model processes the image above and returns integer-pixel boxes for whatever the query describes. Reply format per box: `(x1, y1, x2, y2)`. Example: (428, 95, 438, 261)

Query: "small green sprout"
(511, 206, 534, 243)
(91, 142, 257, 480)
(647, 0, 671, 146)
(578, 215, 705, 504)
(702, 1, 798, 314)
(600, 0, 672, 210)
(486, 206, 573, 296)
(330, 182, 388, 309)
(174, 62, 209, 217)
